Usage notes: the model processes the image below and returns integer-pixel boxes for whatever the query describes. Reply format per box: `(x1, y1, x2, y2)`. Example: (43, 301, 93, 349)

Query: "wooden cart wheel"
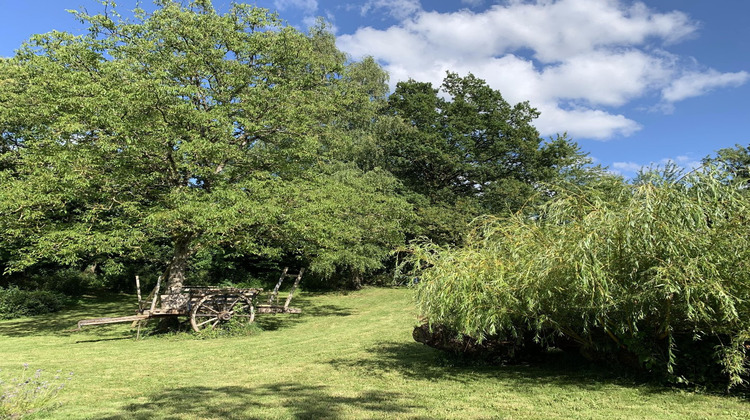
(190, 293, 255, 332)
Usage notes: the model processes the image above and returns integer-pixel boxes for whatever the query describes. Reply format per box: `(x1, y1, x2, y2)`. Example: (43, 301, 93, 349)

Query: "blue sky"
(1, 0, 748, 177)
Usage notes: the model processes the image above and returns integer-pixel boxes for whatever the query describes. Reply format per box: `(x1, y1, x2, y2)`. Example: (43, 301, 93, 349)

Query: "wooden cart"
(75, 268, 304, 333)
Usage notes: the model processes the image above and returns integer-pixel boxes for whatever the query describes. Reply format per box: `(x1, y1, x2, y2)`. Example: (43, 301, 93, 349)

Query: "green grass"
(1, 287, 748, 419)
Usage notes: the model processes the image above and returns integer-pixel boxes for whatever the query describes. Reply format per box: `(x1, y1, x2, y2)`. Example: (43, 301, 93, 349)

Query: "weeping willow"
(412, 167, 750, 388)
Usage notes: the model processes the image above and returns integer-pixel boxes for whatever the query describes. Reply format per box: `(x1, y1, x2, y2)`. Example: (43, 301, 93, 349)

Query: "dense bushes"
(411, 168, 750, 389)
(0, 286, 67, 320)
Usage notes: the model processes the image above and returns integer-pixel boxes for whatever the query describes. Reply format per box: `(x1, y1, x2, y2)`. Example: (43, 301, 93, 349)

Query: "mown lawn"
(1, 287, 748, 419)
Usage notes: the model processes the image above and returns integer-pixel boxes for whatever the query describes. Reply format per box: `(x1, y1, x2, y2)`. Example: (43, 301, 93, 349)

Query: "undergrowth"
(0, 364, 73, 419)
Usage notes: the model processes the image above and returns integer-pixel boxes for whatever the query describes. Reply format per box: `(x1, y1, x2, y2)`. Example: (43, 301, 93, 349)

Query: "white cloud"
(539, 50, 672, 107)
(337, 0, 748, 141)
(400, 0, 697, 64)
(662, 69, 750, 102)
(461, 0, 484, 7)
(535, 105, 642, 140)
(274, 0, 318, 14)
(360, 0, 422, 20)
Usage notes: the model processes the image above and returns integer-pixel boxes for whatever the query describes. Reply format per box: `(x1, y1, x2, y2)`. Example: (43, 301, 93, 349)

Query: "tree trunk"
(348, 273, 363, 290)
(162, 235, 194, 292)
(83, 263, 98, 276)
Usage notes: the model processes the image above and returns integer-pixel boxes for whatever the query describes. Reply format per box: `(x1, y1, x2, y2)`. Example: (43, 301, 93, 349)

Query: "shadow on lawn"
(254, 294, 354, 332)
(337, 342, 750, 400)
(0, 294, 136, 337)
(329, 341, 672, 394)
(102, 383, 421, 420)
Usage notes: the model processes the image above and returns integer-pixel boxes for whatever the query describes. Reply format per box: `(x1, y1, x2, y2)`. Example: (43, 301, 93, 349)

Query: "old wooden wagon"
(75, 268, 304, 334)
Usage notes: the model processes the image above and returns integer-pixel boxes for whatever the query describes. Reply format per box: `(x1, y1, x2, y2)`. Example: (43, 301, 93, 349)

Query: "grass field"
(1, 287, 748, 419)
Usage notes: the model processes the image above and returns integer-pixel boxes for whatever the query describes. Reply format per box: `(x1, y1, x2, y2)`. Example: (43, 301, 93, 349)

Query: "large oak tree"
(0, 1, 409, 290)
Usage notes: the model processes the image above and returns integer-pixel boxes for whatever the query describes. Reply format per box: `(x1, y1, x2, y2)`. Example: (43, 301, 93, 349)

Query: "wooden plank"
(255, 305, 302, 314)
(150, 275, 162, 313)
(268, 267, 288, 304)
(182, 286, 262, 297)
(283, 268, 304, 310)
(77, 314, 150, 328)
(135, 275, 143, 311)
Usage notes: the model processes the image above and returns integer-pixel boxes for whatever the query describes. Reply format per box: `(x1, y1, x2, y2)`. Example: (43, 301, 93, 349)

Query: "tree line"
(0, 0, 586, 292)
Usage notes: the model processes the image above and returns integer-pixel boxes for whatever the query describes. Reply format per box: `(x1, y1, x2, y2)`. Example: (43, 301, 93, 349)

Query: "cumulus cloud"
(535, 105, 642, 139)
(337, 0, 748, 141)
(398, 0, 696, 64)
(662, 69, 750, 102)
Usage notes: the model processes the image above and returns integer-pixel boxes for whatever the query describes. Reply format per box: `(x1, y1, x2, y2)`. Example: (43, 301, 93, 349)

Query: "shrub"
(411, 167, 750, 389)
(0, 287, 68, 320)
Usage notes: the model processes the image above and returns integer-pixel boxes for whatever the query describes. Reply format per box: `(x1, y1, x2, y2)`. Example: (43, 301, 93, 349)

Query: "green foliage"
(2, 267, 108, 296)
(703, 143, 750, 185)
(0, 1, 409, 288)
(412, 166, 750, 388)
(378, 72, 587, 243)
(0, 286, 68, 320)
(277, 164, 411, 276)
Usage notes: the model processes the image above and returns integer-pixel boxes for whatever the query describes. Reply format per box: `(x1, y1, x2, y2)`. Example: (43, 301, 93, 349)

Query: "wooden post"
(150, 276, 162, 313)
(135, 276, 143, 311)
(284, 268, 304, 310)
(268, 267, 288, 304)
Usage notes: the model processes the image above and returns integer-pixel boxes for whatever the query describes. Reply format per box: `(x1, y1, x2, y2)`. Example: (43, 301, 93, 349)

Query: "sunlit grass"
(1, 288, 747, 419)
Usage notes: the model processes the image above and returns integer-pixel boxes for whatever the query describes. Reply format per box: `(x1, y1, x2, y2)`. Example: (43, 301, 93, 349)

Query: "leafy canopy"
(378, 72, 584, 243)
(0, 0, 410, 287)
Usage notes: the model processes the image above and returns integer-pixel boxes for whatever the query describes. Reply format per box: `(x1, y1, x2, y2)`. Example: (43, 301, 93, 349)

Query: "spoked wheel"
(190, 293, 255, 332)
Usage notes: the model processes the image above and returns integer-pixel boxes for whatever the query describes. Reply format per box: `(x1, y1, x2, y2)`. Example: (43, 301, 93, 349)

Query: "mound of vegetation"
(411, 167, 750, 389)
(0, 286, 67, 319)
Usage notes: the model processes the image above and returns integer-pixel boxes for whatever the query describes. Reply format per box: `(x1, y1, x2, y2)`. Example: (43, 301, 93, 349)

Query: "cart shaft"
(76, 314, 151, 329)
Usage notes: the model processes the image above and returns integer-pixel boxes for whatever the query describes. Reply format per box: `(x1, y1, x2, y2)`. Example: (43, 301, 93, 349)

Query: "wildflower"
(0, 365, 72, 417)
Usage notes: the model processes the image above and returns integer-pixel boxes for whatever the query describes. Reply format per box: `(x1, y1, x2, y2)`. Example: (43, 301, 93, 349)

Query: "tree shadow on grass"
(329, 341, 691, 396)
(0, 294, 137, 338)
(254, 295, 353, 332)
(102, 383, 421, 420)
